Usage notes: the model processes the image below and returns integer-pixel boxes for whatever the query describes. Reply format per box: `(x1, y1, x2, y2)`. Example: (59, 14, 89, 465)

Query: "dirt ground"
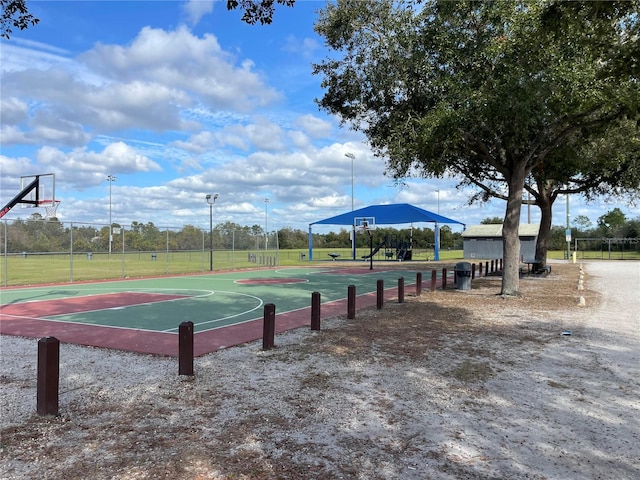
(1, 261, 639, 479)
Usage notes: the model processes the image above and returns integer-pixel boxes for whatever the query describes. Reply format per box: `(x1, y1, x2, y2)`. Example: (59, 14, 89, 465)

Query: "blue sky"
(0, 0, 633, 234)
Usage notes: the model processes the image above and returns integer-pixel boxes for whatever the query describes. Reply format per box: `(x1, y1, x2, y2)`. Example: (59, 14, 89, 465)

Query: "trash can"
(87, 252, 93, 260)
(151, 253, 157, 261)
(455, 262, 472, 290)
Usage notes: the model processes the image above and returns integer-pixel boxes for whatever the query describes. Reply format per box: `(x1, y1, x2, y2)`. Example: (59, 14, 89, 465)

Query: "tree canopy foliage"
(1, 0, 38, 39)
(314, 0, 639, 295)
(226, 0, 295, 25)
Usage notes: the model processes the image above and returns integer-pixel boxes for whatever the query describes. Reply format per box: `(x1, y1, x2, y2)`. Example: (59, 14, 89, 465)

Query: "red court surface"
(0, 292, 188, 317)
(0, 286, 401, 357)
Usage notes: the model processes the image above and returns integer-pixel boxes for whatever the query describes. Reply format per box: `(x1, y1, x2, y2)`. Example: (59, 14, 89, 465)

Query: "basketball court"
(0, 266, 431, 356)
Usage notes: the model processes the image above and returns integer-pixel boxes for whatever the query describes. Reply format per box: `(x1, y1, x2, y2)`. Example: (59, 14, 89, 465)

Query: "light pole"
(345, 153, 355, 259)
(264, 198, 269, 250)
(107, 175, 116, 254)
(435, 189, 440, 261)
(206, 193, 218, 271)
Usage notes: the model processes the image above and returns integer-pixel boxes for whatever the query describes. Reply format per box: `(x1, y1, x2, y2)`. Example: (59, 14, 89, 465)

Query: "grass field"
(2, 247, 635, 287)
(0, 247, 457, 286)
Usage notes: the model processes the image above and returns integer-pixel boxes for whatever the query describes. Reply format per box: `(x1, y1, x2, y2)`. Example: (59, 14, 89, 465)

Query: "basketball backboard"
(354, 216, 376, 231)
(19, 173, 55, 208)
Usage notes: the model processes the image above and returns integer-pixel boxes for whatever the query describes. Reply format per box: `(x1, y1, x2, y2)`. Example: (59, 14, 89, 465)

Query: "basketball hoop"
(39, 200, 61, 219)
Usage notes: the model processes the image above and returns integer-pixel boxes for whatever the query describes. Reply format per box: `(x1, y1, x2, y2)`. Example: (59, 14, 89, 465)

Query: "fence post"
(311, 292, 321, 330)
(37, 337, 60, 416)
(416, 272, 422, 296)
(347, 285, 356, 319)
(263, 303, 276, 350)
(178, 321, 194, 376)
(442, 268, 447, 290)
(431, 269, 437, 292)
(376, 279, 384, 309)
(471, 263, 476, 280)
(398, 277, 404, 303)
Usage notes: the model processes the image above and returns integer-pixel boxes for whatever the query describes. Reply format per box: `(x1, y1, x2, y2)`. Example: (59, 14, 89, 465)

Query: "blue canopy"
(310, 203, 464, 227)
(308, 203, 465, 261)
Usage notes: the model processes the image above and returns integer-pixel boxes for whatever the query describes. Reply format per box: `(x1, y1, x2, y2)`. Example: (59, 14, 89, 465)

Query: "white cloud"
(183, 0, 214, 25)
(288, 130, 310, 149)
(0, 97, 29, 124)
(35, 142, 163, 187)
(0, 25, 282, 146)
(80, 26, 282, 112)
(295, 114, 333, 138)
(170, 131, 215, 155)
(283, 35, 321, 58)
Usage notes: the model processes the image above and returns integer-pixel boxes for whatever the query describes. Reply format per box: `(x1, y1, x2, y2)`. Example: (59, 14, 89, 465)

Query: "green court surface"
(0, 266, 425, 334)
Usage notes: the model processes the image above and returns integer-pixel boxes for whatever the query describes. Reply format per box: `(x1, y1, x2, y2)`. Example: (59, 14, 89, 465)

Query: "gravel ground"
(0, 260, 639, 479)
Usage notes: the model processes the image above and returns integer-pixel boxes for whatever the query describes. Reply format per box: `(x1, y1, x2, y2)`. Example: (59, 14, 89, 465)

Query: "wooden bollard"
(442, 268, 447, 290)
(471, 263, 476, 280)
(376, 279, 384, 309)
(311, 291, 321, 330)
(347, 285, 356, 319)
(430, 269, 437, 292)
(416, 272, 422, 296)
(263, 303, 276, 350)
(398, 277, 404, 303)
(178, 321, 194, 376)
(479, 262, 483, 277)
(500, 258, 503, 270)
(491, 259, 495, 273)
(37, 336, 60, 416)
(485, 261, 489, 275)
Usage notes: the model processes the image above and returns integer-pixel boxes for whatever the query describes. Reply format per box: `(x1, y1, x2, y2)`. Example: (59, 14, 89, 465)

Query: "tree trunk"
(534, 194, 553, 272)
(501, 167, 526, 296)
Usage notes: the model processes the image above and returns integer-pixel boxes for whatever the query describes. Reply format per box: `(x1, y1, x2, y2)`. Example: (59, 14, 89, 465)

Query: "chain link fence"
(574, 237, 640, 260)
(0, 219, 279, 286)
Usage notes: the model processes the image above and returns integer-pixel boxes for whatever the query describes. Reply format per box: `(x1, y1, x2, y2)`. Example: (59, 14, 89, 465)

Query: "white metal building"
(462, 224, 540, 260)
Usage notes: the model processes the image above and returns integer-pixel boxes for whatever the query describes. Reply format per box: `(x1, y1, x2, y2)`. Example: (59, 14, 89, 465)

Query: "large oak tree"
(314, 0, 639, 295)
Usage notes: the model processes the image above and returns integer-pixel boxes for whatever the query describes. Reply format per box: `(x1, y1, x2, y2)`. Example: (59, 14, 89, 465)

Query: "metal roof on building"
(462, 223, 540, 238)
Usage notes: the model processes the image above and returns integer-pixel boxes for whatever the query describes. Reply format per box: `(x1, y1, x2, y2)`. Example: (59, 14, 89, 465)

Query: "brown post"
(416, 272, 422, 296)
(37, 336, 60, 416)
(311, 291, 321, 330)
(347, 285, 356, 319)
(430, 269, 437, 292)
(485, 261, 489, 275)
(442, 268, 447, 290)
(398, 277, 404, 303)
(262, 303, 276, 350)
(471, 263, 476, 280)
(491, 259, 495, 273)
(178, 321, 194, 376)
(500, 258, 503, 270)
(479, 262, 483, 277)
(376, 279, 384, 309)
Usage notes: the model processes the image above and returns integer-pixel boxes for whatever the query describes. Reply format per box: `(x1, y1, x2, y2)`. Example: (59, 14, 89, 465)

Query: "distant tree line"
(2, 213, 464, 253)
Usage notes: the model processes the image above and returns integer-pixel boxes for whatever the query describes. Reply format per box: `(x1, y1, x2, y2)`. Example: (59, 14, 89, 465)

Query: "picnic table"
(521, 259, 552, 276)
